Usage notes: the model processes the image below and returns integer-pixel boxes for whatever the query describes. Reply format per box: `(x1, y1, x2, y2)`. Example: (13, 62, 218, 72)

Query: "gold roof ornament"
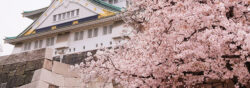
(24, 29, 35, 36)
(98, 9, 116, 18)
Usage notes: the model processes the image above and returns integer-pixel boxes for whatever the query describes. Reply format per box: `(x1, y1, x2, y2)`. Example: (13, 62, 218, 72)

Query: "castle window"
(74, 32, 79, 41)
(80, 31, 84, 40)
(39, 40, 43, 48)
(24, 42, 31, 51)
(103, 26, 108, 35)
(109, 25, 113, 34)
(53, 15, 57, 21)
(55, 9, 79, 22)
(34, 40, 39, 49)
(62, 13, 66, 19)
(88, 29, 93, 38)
(58, 14, 62, 20)
(71, 10, 75, 17)
(34, 40, 43, 49)
(94, 28, 98, 37)
(67, 12, 70, 18)
(83, 46, 85, 49)
(46, 37, 55, 46)
(96, 44, 98, 47)
(76, 9, 80, 16)
(110, 41, 112, 45)
(74, 31, 84, 41)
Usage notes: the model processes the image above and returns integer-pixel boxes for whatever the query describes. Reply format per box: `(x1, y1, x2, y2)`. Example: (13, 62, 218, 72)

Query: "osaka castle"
(0, 0, 130, 88)
(5, 0, 130, 56)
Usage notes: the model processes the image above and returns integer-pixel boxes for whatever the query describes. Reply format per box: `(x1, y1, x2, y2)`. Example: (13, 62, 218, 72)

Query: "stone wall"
(0, 59, 44, 88)
(53, 50, 97, 65)
(0, 49, 46, 88)
(0, 49, 46, 65)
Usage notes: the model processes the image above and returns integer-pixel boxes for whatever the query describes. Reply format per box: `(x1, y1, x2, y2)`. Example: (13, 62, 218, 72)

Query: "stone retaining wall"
(0, 49, 46, 88)
(53, 50, 97, 65)
(0, 59, 44, 88)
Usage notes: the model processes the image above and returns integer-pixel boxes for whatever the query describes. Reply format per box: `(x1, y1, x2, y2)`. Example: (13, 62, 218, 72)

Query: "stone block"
(64, 77, 81, 87)
(45, 48, 53, 60)
(35, 59, 44, 69)
(43, 59, 53, 71)
(0, 73, 8, 83)
(18, 80, 49, 88)
(8, 70, 16, 77)
(24, 71, 34, 84)
(32, 69, 64, 87)
(2, 65, 11, 73)
(25, 61, 37, 71)
(15, 75, 26, 87)
(52, 61, 79, 78)
(15, 63, 26, 76)
(36, 80, 50, 88)
(7, 76, 16, 88)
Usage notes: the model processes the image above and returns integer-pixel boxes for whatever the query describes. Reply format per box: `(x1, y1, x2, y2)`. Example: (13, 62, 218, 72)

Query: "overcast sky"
(0, 0, 51, 56)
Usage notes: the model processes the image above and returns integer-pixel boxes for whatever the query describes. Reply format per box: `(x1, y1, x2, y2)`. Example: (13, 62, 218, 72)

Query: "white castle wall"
(12, 22, 131, 57)
(12, 0, 130, 56)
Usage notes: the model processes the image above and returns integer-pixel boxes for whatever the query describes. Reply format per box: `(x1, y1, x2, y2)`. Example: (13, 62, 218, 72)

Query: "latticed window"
(74, 31, 84, 41)
(39, 40, 43, 48)
(94, 28, 98, 37)
(88, 29, 93, 38)
(76, 9, 80, 16)
(67, 12, 70, 18)
(71, 10, 75, 17)
(46, 37, 55, 46)
(34, 40, 39, 49)
(34, 40, 43, 49)
(79, 31, 84, 40)
(103, 26, 108, 35)
(53, 15, 57, 21)
(74, 32, 79, 41)
(109, 25, 113, 34)
(24, 42, 31, 51)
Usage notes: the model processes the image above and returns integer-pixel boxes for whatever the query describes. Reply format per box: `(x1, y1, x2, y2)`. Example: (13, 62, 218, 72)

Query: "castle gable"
(37, 1, 97, 29)
(21, 0, 120, 36)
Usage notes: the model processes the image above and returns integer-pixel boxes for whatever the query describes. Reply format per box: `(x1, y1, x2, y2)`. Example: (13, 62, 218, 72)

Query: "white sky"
(0, 0, 51, 56)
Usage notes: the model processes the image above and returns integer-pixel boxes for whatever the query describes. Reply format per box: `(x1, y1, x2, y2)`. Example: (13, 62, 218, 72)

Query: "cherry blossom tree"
(74, 0, 250, 87)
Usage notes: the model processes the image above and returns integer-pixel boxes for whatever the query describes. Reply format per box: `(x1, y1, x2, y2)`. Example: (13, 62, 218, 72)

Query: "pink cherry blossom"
(74, 0, 250, 87)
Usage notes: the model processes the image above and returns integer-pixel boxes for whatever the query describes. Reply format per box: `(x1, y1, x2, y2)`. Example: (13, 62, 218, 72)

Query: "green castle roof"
(7, 0, 123, 40)
(88, 0, 122, 12)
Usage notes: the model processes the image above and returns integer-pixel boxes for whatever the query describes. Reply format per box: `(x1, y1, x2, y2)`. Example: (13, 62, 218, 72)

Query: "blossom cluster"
(74, 0, 250, 87)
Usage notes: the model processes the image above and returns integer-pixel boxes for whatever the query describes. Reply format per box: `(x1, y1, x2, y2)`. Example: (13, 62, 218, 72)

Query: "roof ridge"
(23, 7, 49, 13)
(88, 0, 122, 12)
